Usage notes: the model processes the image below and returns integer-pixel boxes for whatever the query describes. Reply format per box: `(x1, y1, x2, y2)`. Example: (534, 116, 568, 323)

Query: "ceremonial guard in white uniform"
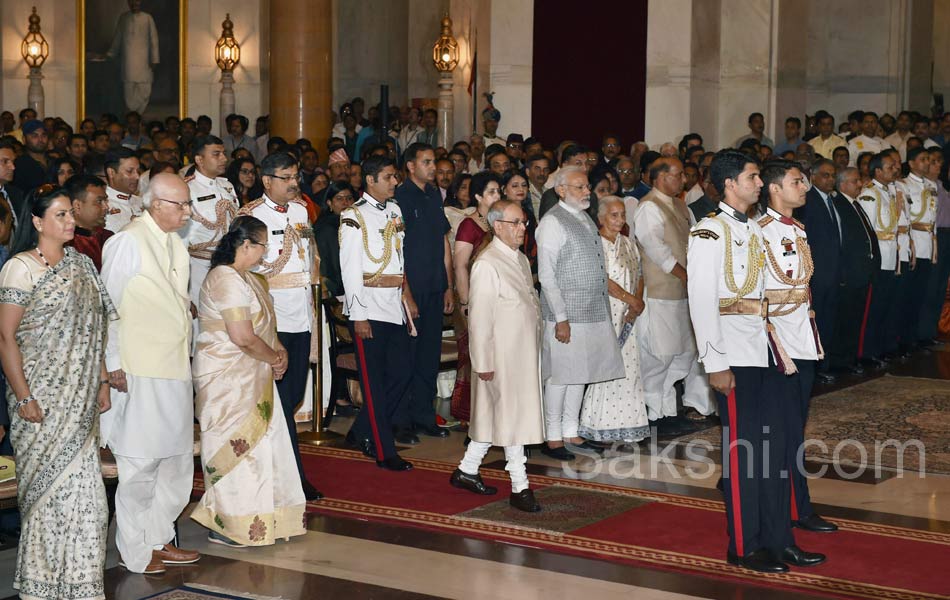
(857, 153, 901, 362)
(105, 185, 142, 233)
(896, 147, 939, 350)
(757, 159, 838, 536)
(687, 151, 824, 574)
(180, 136, 238, 308)
(239, 152, 323, 499)
(339, 155, 415, 471)
(104, 148, 143, 233)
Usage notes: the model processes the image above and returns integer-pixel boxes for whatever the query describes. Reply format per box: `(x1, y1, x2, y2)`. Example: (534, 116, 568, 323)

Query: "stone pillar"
(269, 0, 332, 151)
(437, 72, 454, 148)
(219, 70, 235, 137)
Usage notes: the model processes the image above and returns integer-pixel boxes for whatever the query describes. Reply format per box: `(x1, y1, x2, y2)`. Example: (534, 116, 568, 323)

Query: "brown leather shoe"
(119, 556, 166, 575)
(153, 544, 200, 564)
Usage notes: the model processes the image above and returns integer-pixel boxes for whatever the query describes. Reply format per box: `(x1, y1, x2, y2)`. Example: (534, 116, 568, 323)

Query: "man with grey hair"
(450, 199, 545, 512)
(634, 157, 714, 436)
(829, 166, 879, 373)
(101, 173, 199, 575)
(536, 167, 624, 461)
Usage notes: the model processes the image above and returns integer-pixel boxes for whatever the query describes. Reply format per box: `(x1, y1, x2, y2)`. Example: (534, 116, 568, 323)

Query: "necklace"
(36, 247, 69, 282)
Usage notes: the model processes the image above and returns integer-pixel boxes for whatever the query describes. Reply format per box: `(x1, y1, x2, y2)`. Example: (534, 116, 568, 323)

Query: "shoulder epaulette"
(354, 199, 367, 206)
(858, 195, 875, 203)
(863, 182, 875, 189)
(792, 217, 805, 229)
(757, 215, 774, 227)
(690, 228, 720, 240)
(341, 217, 360, 229)
(290, 198, 307, 207)
(237, 198, 265, 216)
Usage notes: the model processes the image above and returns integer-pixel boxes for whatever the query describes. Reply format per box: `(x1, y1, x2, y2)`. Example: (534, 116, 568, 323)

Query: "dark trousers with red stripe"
(349, 320, 412, 460)
(865, 269, 898, 359)
(276, 331, 312, 484)
(787, 359, 817, 522)
(717, 365, 795, 557)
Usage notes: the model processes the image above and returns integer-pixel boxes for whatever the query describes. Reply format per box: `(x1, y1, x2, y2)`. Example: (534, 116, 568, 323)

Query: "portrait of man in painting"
(83, 0, 182, 120)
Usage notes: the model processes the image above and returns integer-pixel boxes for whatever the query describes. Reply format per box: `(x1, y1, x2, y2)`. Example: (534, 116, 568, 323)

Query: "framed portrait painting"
(77, 0, 186, 121)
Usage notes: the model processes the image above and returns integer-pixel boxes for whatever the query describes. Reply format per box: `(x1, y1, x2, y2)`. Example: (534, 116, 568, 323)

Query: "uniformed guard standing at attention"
(239, 152, 323, 500)
(339, 154, 416, 471)
(896, 147, 938, 350)
(180, 135, 237, 312)
(856, 152, 901, 366)
(688, 150, 822, 574)
(757, 159, 838, 546)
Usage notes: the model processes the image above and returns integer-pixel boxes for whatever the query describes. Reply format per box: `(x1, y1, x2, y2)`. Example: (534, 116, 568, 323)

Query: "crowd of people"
(0, 97, 949, 597)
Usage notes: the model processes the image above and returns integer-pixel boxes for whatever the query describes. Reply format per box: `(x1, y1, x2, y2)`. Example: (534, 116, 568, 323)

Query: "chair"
(322, 298, 361, 428)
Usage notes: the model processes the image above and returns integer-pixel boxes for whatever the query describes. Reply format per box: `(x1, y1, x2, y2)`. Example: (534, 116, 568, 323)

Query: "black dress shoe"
(415, 423, 450, 438)
(376, 456, 414, 471)
(540, 445, 575, 461)
(653, 416, 692, 437)
(345, 431, 377, 458)
(301, 480, 324, 501)
(794, 513, 838, 532)
(780, 545, 826, 567)
(816, 371, 837, 384)
(848, 363, 865, 375)
(726, 549, 789, 573)
(566, 440, 605, 455)
(394, 428, 420, 445)
(509, 489, 541, 512)
(449, 468, 498, 495)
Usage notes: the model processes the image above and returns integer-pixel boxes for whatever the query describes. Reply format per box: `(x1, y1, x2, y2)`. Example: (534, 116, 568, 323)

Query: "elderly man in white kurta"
(537, 167, 624, 461)
(634, 158, 715, 437)
(101, 173, 199, 575)
(105, 0, 160, 114)
(450, 200, 545, 512)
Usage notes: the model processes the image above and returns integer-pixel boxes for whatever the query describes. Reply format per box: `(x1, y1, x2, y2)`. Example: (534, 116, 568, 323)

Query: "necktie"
(826, 195, 840, 245)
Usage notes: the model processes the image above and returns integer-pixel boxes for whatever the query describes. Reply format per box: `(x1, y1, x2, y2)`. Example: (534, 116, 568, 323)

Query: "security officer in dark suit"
(393, 143, 453, 444)
(830, 167, 880, 373)
(795, 159, 841, 383)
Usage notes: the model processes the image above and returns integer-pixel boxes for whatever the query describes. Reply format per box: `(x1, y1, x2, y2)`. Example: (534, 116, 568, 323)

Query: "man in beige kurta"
(448, 200, 544, 513)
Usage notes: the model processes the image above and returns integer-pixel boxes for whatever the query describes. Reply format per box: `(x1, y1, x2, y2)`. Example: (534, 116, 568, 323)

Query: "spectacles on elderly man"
(495, 219, 528, 227)
(157, 197, 193, 210)
(563, 183, 591, 192)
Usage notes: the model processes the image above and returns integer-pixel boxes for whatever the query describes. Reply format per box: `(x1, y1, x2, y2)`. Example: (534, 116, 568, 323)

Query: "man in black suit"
(796, 159, 841, 383)
(829, 167, 880, 373)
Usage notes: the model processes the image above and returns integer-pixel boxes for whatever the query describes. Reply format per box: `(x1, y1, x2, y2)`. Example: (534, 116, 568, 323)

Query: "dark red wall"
(531, 0, 648, 151)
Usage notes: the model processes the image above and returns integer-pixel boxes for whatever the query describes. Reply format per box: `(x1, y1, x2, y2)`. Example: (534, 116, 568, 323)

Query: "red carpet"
(193, 446, 950, 600)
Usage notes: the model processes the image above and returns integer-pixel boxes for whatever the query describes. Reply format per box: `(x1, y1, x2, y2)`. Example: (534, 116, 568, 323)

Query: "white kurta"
(100, 234, 194, 459)
(536, 202, 624, 385)
(468, 238, 545, 446)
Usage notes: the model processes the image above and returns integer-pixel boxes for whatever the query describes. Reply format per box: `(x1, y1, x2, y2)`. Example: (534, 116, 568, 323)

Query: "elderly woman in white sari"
(191, 216, 307, 547)
(579, 196, 650, 444)
(0, 185, 116, 600)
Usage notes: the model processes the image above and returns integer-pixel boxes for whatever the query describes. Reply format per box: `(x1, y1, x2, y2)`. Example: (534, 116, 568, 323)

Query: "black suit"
(797, 188, 842, 371)
(1, 184, 25, 229)
(829, 194, 880, 368)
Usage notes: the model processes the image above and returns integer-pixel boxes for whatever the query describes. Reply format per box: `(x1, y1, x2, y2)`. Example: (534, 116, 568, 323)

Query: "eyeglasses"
(266, 173, 298, 182)
(617, 168, 635, 175)
(603, 143, 621, 149)
(157, 197, 193, 210)
(495, 219, 528, 227)
(563, 183, 591, 191)
(239, 168, 256, 176)
(334, 194, 355, 202)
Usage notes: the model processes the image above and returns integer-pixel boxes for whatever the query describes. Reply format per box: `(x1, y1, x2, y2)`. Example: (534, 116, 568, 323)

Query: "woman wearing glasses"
(191, 216, 306, 547)
(450, 172, 502, 424)
(226, 157, 264, 206)
(0, 184, 116, 598)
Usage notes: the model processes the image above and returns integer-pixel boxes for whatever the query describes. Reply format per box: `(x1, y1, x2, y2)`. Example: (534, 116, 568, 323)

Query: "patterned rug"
(671, 374, 950, 475)
(143, 584, 286, 600)
(457, 484, 652, 534)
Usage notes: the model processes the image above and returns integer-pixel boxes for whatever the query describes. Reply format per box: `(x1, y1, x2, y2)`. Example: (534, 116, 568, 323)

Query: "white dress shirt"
(847, 135, 890, 166)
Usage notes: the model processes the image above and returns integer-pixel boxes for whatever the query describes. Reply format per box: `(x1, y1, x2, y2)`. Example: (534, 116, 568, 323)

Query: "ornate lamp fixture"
(21, 7, 49, 116)
(432, 15, 459, 73)
(215, 14, 241, 135)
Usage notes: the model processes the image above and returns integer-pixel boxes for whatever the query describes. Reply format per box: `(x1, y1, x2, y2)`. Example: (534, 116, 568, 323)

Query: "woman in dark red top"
(450, 172, 502, 423)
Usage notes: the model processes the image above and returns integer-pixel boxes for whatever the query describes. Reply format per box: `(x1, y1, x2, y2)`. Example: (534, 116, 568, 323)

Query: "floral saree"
(0, 248, 115, 600)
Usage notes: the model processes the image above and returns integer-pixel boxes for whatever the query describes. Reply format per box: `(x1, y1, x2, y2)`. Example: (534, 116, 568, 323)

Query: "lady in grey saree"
(0, 187, 116, 600)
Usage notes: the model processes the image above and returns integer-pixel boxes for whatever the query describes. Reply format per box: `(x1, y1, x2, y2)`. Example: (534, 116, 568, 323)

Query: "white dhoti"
(101, 374, 194, 572)
(123, 81, 152, 114)
(459, 442, 529, 493)
(113, 453, 193, 572)
(637, 298, 716, 420)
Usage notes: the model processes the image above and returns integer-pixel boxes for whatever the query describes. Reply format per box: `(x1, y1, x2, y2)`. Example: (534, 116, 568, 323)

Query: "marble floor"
(1, 350, 948, 599)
